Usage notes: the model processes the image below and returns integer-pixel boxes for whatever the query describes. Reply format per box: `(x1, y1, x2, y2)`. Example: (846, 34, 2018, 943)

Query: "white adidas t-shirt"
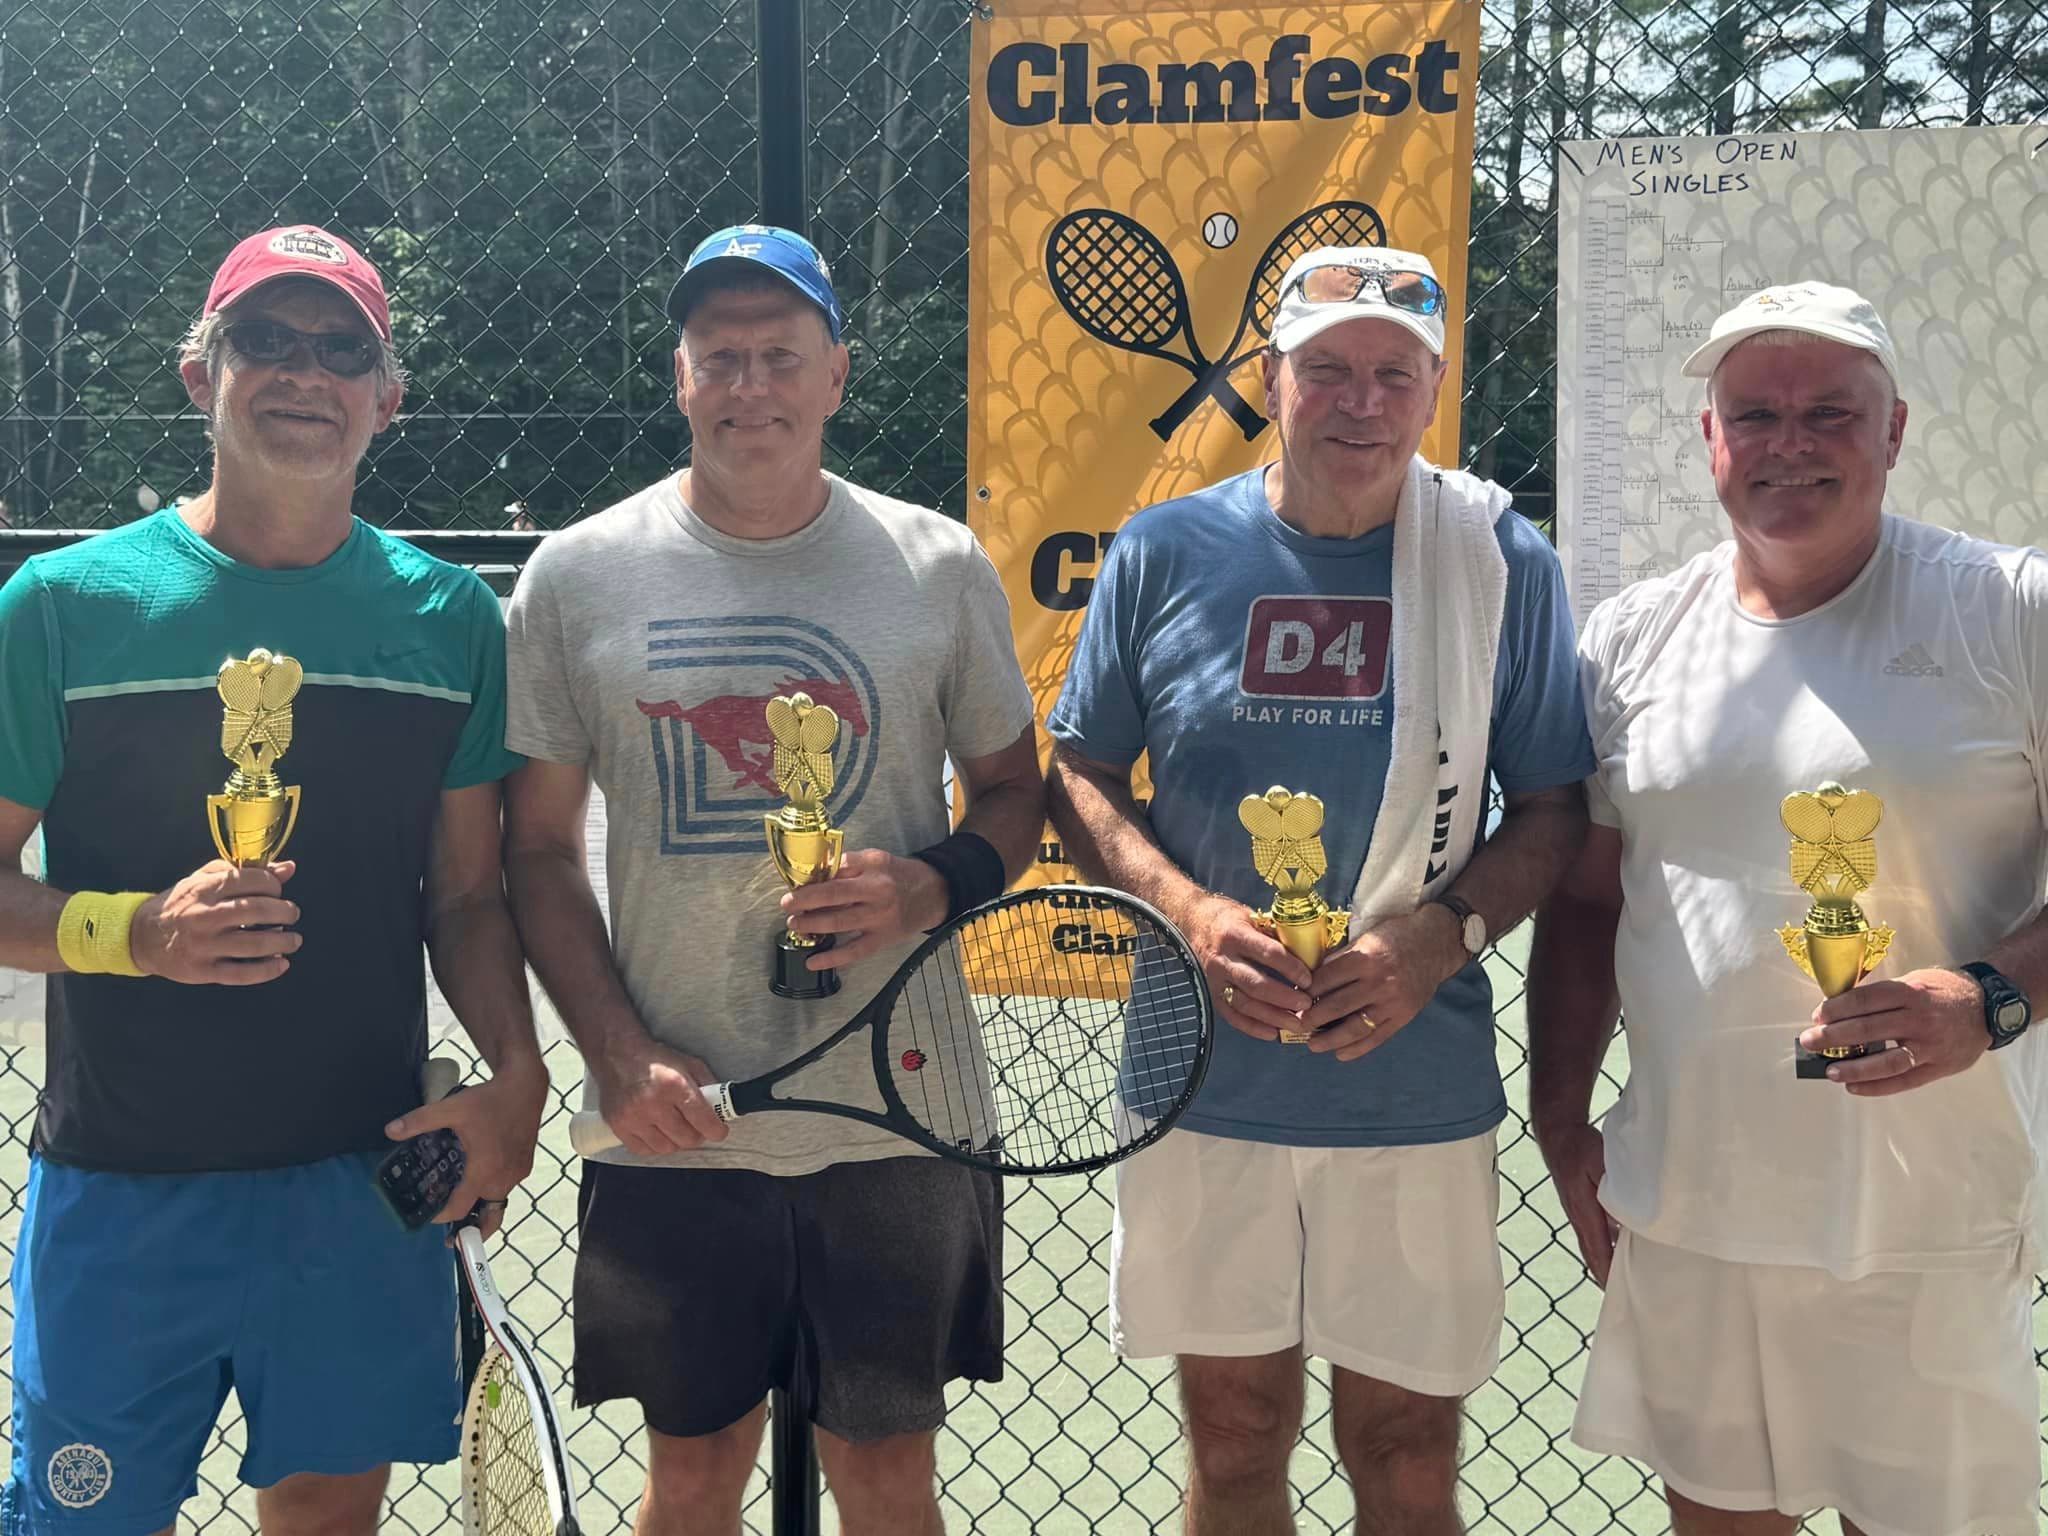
(1582, 513, 2048, 1278)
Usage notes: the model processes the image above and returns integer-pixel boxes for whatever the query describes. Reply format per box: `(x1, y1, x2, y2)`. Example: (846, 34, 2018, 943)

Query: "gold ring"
(1222, 985, 1235, 1006)
(1359, 1013, 1376, 1030)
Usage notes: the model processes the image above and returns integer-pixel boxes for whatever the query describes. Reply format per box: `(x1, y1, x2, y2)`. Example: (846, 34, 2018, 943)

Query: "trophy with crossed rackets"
(207, 648, 303, 867)
(1239, 786, 1351, 1044)
(764, 692, 845, 1000)
(1777, 781, 1896, 1078)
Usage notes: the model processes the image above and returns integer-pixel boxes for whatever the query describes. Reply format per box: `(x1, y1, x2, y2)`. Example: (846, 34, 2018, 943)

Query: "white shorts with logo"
(1110, 1127, 1504, 1396)
(1573, 1230, 2040, 1536)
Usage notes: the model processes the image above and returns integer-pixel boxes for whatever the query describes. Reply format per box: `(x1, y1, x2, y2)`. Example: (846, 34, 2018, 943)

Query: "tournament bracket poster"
(967, 0, 1480, 889)
(1556, 123, 2048, 619)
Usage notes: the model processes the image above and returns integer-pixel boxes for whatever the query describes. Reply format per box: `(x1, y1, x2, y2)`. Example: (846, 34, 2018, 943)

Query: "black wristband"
(911, 830, 1008, 928)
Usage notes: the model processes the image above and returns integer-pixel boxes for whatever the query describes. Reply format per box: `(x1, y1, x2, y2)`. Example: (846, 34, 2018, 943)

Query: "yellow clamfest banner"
(967, 0, 1481, 890)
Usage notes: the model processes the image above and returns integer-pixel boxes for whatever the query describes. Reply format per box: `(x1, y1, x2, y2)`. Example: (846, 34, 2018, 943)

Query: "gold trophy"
(207, 648, 303, 867)
(1777, 781, 1895, 1078)
(1239, 786, 1351, 1044)
(764, 691, 846, 999)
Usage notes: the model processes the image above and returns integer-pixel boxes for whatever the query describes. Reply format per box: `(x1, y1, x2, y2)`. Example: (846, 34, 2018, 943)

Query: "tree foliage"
(1, 0, 2042, 533)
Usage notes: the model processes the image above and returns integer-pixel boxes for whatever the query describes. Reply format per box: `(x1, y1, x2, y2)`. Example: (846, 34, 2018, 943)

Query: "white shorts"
(1109, 1127, 1504, 1397)
(1573, 1230, 2040, 1536)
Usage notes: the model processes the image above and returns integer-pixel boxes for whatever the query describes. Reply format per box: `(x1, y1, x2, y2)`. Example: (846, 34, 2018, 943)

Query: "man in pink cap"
(0, 225, 545, 1534)
(1532, 281, 2048, 1535)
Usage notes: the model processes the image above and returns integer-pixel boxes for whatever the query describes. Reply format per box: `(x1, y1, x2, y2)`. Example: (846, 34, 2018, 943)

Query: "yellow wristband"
(55, 891, 154, 978)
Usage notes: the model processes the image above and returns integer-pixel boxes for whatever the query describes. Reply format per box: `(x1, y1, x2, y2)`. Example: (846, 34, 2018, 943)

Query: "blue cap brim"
(664, 258, 841, 340)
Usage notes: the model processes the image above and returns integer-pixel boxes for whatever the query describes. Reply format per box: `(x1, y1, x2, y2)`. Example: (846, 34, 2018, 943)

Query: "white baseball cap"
(1681, 281, 1899, 389)
(1270, 246, 1447, 358)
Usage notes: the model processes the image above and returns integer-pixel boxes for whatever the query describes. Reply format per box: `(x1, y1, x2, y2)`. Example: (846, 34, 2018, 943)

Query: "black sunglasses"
(225, 319, 381, 379)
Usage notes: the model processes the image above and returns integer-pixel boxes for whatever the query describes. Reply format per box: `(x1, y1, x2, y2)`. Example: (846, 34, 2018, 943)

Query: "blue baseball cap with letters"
(665, 224, 845, 342)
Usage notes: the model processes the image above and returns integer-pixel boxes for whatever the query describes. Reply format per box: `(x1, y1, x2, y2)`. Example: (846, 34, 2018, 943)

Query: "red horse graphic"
(638, 675, 870, 793)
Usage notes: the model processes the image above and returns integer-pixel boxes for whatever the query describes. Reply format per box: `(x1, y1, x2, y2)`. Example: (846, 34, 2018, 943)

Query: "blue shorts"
(5, 1151, 460, 1533)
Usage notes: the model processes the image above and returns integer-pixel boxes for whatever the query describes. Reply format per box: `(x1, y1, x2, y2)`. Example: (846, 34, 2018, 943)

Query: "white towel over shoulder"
(1347, 456, 1511, 929)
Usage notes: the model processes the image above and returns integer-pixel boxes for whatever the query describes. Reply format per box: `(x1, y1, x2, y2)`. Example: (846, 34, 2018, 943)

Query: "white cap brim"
(1272, 303, 1444, 358)
(1682, 318, 1899, 388)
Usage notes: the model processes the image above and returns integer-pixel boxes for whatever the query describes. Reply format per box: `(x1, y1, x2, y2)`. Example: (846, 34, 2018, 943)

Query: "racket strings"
(1250, 203, 1387, 339)
(1050, 213, 1182, 348)
(975, 990, 1121, 1155)
(888, 895, 1207, 1171)
(466, 1351, 556, 1536)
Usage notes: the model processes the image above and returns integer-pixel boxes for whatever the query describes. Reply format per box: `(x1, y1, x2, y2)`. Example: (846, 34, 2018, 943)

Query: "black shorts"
(572, 1156, 1004, 1442)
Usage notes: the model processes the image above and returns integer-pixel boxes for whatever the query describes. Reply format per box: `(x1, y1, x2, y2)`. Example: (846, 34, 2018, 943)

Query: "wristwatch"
(1429, 893, 1488, 958)
(1959, 961, 2031, 1050)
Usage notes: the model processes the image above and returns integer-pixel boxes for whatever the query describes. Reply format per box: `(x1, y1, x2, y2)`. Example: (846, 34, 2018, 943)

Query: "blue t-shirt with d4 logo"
(1047, 467, 1596, 1147)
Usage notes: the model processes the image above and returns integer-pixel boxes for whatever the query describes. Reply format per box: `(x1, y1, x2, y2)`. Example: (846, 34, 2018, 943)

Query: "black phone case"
(374, 1124, 467, 1230)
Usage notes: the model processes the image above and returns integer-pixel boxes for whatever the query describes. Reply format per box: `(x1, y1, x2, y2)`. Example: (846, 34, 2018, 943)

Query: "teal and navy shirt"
(0, 511, 522, 1173)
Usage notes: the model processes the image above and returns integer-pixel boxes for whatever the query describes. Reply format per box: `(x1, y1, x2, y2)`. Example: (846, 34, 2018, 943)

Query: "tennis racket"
(419, 1061, 582, 1536)
(1046, 209, 1268, 443)
(1149, 199, 1389, 439)
(569, 885, 1212, 1177)
(454, 1219, 582, 1536)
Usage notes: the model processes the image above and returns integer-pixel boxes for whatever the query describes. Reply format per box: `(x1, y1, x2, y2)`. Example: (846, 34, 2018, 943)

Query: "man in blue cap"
(502, 226, 1043, 1533)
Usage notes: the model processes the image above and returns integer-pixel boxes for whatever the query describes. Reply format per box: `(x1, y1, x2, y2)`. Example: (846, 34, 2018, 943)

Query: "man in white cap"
(1047, 246, 1592, 1532)
(1529, 280, 2048, 1535)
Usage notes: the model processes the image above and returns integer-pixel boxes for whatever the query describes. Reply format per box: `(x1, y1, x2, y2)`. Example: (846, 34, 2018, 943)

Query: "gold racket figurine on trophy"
(1777, 781, 1895, 1078)
(764, 691, 846, 1000)
(1239, 786, 1351, 1045)
(207, 648, 303, 867)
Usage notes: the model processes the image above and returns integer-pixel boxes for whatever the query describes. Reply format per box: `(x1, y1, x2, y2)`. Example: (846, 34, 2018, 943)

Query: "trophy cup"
(1777, 781, 1895, 1078)
(1239, 786, 1351, 1044)
(207, 648, 303, 867)
(764, 692, 845, 1000)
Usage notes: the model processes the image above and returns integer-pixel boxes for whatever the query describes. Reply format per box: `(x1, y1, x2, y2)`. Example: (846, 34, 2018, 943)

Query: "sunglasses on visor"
(1290, 264, 1447, 318)
(225, 319, 382, 378)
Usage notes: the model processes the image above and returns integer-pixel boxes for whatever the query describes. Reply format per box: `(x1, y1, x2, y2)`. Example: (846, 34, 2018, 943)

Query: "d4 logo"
(1239, 596, 1391, 700)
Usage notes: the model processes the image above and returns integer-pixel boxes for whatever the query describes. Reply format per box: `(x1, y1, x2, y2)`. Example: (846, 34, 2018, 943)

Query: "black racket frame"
(726, 884, 1213, 1177)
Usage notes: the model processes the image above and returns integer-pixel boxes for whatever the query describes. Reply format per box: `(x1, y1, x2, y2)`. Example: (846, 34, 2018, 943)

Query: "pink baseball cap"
(204, 226, 392, 341)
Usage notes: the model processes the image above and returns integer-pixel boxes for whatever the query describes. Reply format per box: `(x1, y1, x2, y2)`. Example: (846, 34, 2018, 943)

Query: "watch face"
(1995, 996, 2029, 1034)
(1462, 913, 1487, 954)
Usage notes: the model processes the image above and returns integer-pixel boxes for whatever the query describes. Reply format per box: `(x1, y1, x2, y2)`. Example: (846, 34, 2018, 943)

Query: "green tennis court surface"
(2, 928, 2040, 1532)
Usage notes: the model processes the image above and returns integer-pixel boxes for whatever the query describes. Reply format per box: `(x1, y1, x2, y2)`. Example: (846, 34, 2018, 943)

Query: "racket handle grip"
(421, 1056, 461, 1104)
(567, 1111, 621, 1157)
(567, 1083, 742, 1158)
(1149, 370, 1267, 442)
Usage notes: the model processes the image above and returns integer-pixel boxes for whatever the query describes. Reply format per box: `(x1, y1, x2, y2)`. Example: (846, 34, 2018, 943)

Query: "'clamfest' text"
(986, 34, 1461, 126)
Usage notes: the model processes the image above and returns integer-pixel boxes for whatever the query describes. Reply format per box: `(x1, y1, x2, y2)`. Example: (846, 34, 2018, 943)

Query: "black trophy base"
(1795, 1037, 1882, 1079)
(771, 932, 841, 1000)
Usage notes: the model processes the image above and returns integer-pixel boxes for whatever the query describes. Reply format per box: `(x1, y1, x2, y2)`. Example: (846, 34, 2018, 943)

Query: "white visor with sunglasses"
(1272, 246, 1448, 358)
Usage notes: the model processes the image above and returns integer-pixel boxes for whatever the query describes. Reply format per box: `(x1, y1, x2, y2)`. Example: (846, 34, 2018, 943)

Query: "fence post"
(768, 1356, 820, 1536)
(757, 0, 808, 231)
(753, 2, 822, 1523)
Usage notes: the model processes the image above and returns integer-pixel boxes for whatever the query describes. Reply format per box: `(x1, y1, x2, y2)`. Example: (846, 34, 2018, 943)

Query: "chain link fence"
(3, 0, 2046, 1530)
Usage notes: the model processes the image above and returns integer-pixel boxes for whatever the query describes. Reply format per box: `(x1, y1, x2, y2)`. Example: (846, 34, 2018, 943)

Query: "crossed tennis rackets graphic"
(1046, 199, 1387, 443)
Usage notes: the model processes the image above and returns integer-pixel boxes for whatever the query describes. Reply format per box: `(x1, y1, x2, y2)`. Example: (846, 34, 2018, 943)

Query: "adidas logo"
(1883, 643, 1944, 678)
